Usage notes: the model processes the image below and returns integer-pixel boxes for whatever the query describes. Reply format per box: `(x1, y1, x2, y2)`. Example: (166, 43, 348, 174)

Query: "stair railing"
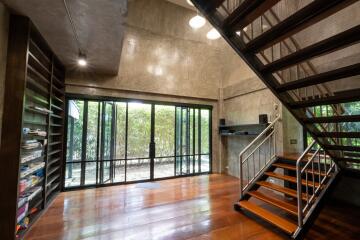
(239, 115, 281, 199)
(295, 140, 339, 230)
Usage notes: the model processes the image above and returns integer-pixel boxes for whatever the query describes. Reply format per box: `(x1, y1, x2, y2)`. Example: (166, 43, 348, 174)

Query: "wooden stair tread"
(256, 181, 307, 201)
(238, 200, 297, 234)
(248, 191, 298, 216)
(265, 172, 320, 187)
(272, 163, 328, 177)
(277, 152, 314, 161)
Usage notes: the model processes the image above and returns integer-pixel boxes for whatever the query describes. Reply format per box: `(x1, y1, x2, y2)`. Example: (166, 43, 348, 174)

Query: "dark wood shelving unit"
(0, 15, 65, 240)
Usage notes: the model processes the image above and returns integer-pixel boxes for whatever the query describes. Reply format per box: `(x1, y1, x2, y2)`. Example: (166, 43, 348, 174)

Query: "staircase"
(191, 0, 360, 238)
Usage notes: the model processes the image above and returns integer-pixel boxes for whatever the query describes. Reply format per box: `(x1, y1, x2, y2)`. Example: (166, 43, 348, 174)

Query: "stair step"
(224, 0, 280, 30)
(324, 144, 360, 152)
(276, 63, 360, 93)
(237, 200, 297, 234)
(256, 181, 307, 201)
(303, 115, 360, 124)
(272, 163, 328, 177)
(243, 0, 356, 53)
(265, 172, 320, 187)
(261, 25, 360, 73)
(248, 191, 298, 216)
(289, 89, 360, 109)
(315, 132, 360, 138)
(277, 152, 313, 161)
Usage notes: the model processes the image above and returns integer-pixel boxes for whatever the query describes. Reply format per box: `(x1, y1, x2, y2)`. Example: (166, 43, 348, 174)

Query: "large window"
(65, 98, 212, 189)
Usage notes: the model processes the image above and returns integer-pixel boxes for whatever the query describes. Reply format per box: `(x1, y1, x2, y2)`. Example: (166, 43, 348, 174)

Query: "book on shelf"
(20, 150, 43, 164)
(20, 162, 45, 179)
(19, 175, 43, 194)
(21, 140, 42, 150)
(23, 128, 47, 137)
(29, 106, 53, 114)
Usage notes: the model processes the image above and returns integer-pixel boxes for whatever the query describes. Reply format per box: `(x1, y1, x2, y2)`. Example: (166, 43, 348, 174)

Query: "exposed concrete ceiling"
(166, 0, 196, 11)
(2, 0, 127, 75)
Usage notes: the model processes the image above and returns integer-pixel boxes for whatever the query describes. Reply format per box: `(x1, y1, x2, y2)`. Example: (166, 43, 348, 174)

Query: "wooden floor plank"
(24, 174, 360, 240)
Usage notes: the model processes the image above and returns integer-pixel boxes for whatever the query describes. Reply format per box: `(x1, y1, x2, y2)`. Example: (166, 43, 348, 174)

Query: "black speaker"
(219, 118, 226, 126)
(259, 114, 268, 124)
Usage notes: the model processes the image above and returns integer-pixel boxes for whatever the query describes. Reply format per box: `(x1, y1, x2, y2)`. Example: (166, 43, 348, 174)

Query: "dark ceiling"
(2, 0, 127, 75)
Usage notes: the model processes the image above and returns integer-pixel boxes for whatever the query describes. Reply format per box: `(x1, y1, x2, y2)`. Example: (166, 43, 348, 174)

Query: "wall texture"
(67, 0, 235, 100)
(0, 3, 9, 147)
(65, 0, 239, 173)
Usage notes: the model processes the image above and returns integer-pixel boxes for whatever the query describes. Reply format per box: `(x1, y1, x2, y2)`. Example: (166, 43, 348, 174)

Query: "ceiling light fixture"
(77, 52, 87, 67)
(207, 28, 221, 40)
(189, 15, 206, 29)
(187, 0, 194, 6)
(63, 0, 87, 68)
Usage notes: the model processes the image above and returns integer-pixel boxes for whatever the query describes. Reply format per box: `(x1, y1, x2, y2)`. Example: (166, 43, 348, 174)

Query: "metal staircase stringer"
(191, 0, 341, 167)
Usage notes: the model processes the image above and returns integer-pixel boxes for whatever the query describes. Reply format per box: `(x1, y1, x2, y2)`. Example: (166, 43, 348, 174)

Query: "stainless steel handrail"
(296, 140, 338, 230)
(239, 115, 281, 198)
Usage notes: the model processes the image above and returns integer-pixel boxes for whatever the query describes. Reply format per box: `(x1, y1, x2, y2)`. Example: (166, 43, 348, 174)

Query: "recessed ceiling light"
(187, 0, 194, 6)
(77, 53, 87, 67)
(207, 28, 221, 40)
(189, 15, 206, 29)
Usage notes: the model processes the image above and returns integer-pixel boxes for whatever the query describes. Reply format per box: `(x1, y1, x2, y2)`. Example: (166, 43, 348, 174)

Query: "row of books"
(23, 128, 47, 137)
(19, 175, 43, 194)
(20, 162, 45, 179)
(21, 150, 43, 164)
(22, 140, 43, 150)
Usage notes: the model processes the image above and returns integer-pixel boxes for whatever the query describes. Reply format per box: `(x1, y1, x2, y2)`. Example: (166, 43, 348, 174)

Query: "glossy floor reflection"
(26, 174, 359, 240)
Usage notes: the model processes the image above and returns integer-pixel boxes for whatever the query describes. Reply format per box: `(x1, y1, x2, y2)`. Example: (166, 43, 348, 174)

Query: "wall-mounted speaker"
(259, 114, 268, 124)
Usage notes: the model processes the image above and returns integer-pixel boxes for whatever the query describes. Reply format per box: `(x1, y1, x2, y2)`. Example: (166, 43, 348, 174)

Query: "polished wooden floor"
(26, 174, 359, 240)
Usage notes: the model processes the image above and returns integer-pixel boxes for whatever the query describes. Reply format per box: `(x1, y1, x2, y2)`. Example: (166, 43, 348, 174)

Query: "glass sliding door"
(154, 105, 175, 179)
(175, 107, 211, 176)
(113, 102, 127, 183)
(99, 102, 114, 184)
(126, 102, 151, 181)
(84, 101, 99, 185)
(65, 98, 212, 189)
(65, 100, 84, 187)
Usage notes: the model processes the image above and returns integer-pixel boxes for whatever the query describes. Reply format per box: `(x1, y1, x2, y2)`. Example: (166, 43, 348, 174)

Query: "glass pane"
(115, 102, 127, 160)
(66, 100, 84, 162)
(126, 159, 150, 181)
(175, 107, 182, 175)
(102, 102, 114, 160)
(113, 160, 125, 183)
(155, 105, 175, 157)
(84, 162, 97, 185)
(64, 162, 81, 187)
(154, 157, 174, 179)
(127, 102, 151, 159)
(201, 154, 210, 173)
(100, 161, 111, 184)
(195, 110, 199, 149)
(201, 109, 210, 154)
(86, 101, 99, 161)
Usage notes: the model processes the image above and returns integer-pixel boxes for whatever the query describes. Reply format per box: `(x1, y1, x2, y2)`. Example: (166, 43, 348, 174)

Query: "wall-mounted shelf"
(219, 123, 269, 136)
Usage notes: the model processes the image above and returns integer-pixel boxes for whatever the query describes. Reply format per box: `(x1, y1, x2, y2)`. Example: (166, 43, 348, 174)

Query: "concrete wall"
(0, 3, 9, 147)
(219, 48, 285, 177)
(67, 0, 233, 100)
(65, 0, 239, 173)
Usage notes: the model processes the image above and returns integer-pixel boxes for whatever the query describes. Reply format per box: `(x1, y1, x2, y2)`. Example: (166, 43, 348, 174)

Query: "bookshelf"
(0, 15, 65, 239)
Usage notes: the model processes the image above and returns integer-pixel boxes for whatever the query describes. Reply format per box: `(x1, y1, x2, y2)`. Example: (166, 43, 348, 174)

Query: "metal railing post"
(240, 154, 243, 199)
